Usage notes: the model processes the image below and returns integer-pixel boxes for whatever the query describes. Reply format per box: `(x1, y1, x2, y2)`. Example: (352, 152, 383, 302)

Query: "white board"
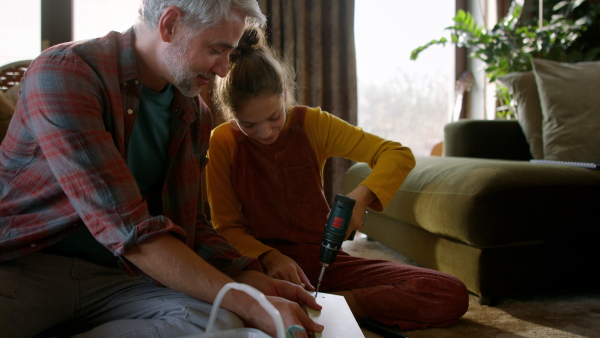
(303, 292, 364, 338)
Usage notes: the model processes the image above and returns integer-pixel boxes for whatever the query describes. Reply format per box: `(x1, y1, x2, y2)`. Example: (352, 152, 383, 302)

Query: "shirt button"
(134, 80, 139, 85)
(30, 243, 37, 248)
(127, 109, 133, 115)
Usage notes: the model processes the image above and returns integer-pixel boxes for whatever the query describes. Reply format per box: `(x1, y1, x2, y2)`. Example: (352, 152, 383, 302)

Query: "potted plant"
(410, 0, 600, 118)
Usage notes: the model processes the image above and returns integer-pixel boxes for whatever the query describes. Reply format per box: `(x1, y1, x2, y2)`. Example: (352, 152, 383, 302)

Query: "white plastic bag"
(190, 282, 287, 338)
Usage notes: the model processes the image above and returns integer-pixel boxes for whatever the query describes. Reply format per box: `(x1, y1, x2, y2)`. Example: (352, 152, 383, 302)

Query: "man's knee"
(71, 307, 244, 338)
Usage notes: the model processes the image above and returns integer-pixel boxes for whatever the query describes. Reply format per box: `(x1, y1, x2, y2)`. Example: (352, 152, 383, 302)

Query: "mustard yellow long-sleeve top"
(206, 106, 415, 259)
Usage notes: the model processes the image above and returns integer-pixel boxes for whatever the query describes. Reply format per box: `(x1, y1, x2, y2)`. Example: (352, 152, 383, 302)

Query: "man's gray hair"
(138, 0, 266, 32)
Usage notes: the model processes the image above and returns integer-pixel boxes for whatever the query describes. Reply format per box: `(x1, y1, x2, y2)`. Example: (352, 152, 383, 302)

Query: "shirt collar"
(117, 26, 139, 85)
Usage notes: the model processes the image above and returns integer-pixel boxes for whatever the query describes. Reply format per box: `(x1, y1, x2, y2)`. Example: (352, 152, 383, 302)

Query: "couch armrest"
(444, 120, 532, 160)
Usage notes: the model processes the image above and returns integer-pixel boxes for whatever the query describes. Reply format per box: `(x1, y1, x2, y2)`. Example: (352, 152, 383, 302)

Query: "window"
(0, 1, 140, 66)
(0, 1, 41, 66)
(355, 0, 455, 156)
(73, 0, 140, 41)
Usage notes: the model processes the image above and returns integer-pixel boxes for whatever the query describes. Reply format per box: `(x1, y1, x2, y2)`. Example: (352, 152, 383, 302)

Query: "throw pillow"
(497, 72, 544, 159)
(532, 58, 600, 164)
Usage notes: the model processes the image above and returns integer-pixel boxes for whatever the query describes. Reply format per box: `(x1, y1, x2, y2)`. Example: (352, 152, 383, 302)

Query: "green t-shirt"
(127, 84, 174, 195)
(44, 85, 174, 267)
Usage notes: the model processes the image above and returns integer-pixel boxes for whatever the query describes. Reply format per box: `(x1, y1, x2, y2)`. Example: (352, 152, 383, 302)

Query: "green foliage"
(410, 0, 599, 118)
(410, 0, 599, 82)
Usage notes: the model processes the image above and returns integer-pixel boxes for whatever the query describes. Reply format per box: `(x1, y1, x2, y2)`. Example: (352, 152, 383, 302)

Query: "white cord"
(205, 282, 286, 338)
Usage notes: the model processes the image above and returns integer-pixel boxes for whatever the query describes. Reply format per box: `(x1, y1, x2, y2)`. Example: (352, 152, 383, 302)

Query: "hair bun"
(231, 27, 265, 61)
(242, 28, 261, 47)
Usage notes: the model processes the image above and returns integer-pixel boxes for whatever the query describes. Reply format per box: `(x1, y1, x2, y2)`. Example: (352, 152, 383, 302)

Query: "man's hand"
(234, 270, 324, 336)
(124, 234, 323, 337)
(259, 250, 314, 290)
(242, 294, 319, 338)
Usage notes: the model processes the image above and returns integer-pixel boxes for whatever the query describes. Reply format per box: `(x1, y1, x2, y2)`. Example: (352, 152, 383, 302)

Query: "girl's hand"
(346, 185, 377, 239)
(259, 250, 315, 290)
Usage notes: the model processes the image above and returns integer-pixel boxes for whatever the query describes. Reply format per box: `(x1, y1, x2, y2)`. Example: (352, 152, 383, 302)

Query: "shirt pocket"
(282, 162, 323, 202)
(0, 257, 21, 299)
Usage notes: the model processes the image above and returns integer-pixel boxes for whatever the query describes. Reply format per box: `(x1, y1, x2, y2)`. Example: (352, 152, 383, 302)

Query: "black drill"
(315, 194, 356, 297)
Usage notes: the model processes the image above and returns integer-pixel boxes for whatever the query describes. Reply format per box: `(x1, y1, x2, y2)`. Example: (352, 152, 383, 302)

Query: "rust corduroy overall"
(230, 106, 468, 329)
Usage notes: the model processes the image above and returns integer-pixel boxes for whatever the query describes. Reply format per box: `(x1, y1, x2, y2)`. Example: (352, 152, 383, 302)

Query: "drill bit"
(315, 195, 356, 298)
(315, 264, 327, 298)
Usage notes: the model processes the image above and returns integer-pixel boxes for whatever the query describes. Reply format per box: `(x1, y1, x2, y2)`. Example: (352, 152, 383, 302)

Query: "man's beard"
(162, 39, 211, 97)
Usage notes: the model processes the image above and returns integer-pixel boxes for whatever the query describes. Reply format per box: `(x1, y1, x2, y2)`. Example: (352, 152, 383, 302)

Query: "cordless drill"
(315, 194, 356, 297)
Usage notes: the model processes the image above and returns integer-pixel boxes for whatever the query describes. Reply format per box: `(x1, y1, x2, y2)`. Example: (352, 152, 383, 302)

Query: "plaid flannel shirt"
(0, 28, 260, 276)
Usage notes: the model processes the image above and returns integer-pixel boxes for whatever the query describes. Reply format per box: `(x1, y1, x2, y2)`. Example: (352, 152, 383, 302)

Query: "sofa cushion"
(345, 156, 600, 248)
(497, 72, 544, 159)
(532, 58, 600, 164)
(443, 120, 532, 160)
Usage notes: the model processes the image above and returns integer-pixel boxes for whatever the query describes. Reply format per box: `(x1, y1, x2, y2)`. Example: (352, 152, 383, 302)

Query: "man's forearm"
(123, 233, 256, 315)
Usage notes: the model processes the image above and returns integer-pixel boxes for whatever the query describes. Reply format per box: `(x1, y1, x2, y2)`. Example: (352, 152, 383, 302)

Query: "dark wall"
(41, 0, 72, 50)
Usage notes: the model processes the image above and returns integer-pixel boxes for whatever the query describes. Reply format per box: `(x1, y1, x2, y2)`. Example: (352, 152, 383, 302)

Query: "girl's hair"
(213, 27, 297, 120)
(137, 0, 266, 33)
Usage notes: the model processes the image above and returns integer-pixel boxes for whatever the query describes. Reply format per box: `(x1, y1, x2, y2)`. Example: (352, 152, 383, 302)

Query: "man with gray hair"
(0, 1, 323, 337)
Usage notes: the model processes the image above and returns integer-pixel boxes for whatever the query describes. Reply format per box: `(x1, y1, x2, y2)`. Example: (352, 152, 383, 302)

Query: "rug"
(342, 233, 600, 338)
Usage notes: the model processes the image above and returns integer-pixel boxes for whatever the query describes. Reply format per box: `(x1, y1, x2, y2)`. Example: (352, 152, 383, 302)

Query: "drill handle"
(347, 210, 368, 241)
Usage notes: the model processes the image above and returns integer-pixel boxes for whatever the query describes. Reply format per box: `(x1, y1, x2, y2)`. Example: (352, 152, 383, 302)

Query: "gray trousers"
(0, 252, 244, 338)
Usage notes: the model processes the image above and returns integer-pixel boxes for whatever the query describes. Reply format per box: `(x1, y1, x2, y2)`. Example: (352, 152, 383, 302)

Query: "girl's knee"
(412, 274, 469, 325)
(353, 274, 469, 328)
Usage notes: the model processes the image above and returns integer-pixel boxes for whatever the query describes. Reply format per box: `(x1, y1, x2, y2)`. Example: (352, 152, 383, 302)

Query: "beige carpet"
(342, 233, 600, 338)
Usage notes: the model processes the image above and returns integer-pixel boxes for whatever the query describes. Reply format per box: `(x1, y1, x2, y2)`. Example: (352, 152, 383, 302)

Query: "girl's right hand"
(259, 250, 315, 290)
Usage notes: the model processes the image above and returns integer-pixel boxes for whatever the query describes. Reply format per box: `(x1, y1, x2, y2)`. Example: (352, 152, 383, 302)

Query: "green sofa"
(345, 119, 600, 305)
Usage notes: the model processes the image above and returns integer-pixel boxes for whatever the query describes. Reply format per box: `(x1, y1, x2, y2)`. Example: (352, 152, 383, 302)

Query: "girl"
(207, 27, 468, 331)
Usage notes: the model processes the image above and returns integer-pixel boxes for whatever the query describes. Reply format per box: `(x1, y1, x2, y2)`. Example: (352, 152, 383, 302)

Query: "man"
(0, 1, 323, 337)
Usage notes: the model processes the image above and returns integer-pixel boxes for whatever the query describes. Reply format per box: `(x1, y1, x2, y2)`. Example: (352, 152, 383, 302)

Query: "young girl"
(207, 27, 468, 331)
